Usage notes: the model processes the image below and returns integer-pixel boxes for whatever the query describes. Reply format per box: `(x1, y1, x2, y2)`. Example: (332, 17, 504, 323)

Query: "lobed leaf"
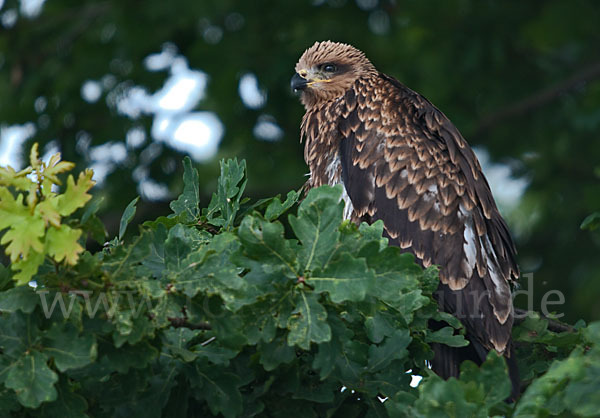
(170, 156, 200, 223)
(309, 253, 374, 303)
(287, 291, 331, 350)
(4, 351, 58, 408)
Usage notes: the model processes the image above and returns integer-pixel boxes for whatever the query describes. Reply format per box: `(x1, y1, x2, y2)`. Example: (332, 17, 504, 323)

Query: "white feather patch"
(458, 204, 477, 277)
(341, 184, 354, 220)
(323, 154, 354, 220)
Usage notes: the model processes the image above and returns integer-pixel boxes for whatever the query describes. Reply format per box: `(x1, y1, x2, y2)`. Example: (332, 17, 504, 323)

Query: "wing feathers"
(333, 75, 518, 352)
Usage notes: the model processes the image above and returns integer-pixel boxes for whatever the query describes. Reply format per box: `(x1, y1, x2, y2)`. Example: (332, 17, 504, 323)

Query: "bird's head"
(292, 41, 376, 109)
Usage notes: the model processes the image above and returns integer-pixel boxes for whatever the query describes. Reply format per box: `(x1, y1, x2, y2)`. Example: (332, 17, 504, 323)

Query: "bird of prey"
(291, 41, 520, 399)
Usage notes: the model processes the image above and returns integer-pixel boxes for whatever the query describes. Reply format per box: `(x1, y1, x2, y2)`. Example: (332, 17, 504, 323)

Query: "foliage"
(1, 0, 600, 323)
(0, 144, 95, 284)
(0, 150, 598, 417)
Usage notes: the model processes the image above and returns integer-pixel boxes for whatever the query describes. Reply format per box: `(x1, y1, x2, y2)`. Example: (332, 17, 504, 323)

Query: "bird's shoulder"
(345, 72, 499, 218)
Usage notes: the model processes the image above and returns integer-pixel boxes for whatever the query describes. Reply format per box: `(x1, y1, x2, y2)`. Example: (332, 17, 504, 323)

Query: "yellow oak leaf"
(45, 224, 84, 265)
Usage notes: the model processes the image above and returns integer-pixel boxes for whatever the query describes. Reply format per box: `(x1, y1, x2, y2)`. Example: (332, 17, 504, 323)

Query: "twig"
(168, 317, 212, 331)
(200, 337, 216, 347)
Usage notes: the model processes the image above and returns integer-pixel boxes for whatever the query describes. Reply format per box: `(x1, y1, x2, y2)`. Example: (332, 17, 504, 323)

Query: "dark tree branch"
(168, 317, 212, 331)
(513, 308, 576, 333)
(472, 61, 600, 138)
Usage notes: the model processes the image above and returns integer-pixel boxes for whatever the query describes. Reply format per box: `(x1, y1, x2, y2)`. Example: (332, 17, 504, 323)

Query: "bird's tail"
(430, 331, 520, 402)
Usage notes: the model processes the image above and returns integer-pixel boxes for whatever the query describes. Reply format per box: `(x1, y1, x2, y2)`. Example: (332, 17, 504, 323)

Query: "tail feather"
(430, 326, 520, 402)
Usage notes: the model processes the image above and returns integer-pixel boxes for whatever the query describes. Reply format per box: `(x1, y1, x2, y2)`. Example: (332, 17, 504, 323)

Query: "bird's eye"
(322, 64, 337, 72)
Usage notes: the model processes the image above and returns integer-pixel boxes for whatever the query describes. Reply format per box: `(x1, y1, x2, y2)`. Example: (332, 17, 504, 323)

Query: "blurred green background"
(1, 0, 599, 322)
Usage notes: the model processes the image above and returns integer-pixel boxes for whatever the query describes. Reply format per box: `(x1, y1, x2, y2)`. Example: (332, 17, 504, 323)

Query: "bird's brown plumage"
(292, 41, 520, 397)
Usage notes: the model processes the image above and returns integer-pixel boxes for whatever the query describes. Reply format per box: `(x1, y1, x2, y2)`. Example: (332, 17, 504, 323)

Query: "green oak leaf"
(163, 223, 194, 271)
(238, 298, 285, 345)
(460, 351, 511, 406)
(426, 327, 469, 348)
(312, 316, 352, 380)
(265, 190, 300, 221)
(336, 339, 369, 386)
(360, 245, 422, 303)
(581, 211, 600, 231)
(395, 289, 431, 323)
(81, 195, 104, 223)
(43, 323, 97, 372)
(287, 292, 331, 350)
(414, 375, 479, 418)
(309, 253, 374, 303)
(174, 232, 250, 311)
(139, 223, 168, 278)
(205, 158, 247, 229)
(188, 362, 243, 418)
(162, 328, 200, 363)
(118, 196, 140, 240)
(0, 311, 40, 358)
(39, 377, 89, 418)
(170, 156, 200, 222)
(113, 313, 155, 348)
(367, 329, 411, 372)
(5, 351, 58, 408)
(358, 220, 389, 250)
(365, 311, 398, 344)
(259, 336, 296, 371)
(288, 185, 343, 271)
(238, 215, 299, 279)
(0, 286, 39, 313)
(0, 385, 21, 414)
(101, 341, 158, 373)
(193, 344, 239, 366)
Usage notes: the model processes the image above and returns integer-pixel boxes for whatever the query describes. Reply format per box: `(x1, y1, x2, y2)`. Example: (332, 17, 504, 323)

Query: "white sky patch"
(89, 161, 112, 185)
(115, 85, 153, 119)
(239, 73, 267, 109)
(167, 112, 223, 161)
(111, 55, 218, 163)
(144, 43, 178, 72)
(20, 0, 46, 18)
(0, 123, 36, 168)
(253, 115, 283, 142)
(88, 141, 128, 184)
(34, 96, 47, 113)
(0, 45, 228, 188)
(126, 127, 146, 149)
(1, 9, 17, 28)
(151, 113, 174, 141)
(40, 140, 60, 163)
(154, 70, 207, 112)
(356, 0, 378, 10)
(89, 142, 126, 163)
(474, 146, 528, 213)
(410, 375, 423, 388)
(81, 80, 102, 103)
(139, 178, 170, 201)
(38, 141, 61, 192)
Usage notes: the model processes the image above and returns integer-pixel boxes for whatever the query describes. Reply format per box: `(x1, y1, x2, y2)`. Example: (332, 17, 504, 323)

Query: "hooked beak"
(291, 72, 308, 92)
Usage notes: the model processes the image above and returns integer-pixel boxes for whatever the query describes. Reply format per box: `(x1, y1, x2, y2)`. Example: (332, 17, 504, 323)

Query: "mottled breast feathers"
(300, 71, 519, 353)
